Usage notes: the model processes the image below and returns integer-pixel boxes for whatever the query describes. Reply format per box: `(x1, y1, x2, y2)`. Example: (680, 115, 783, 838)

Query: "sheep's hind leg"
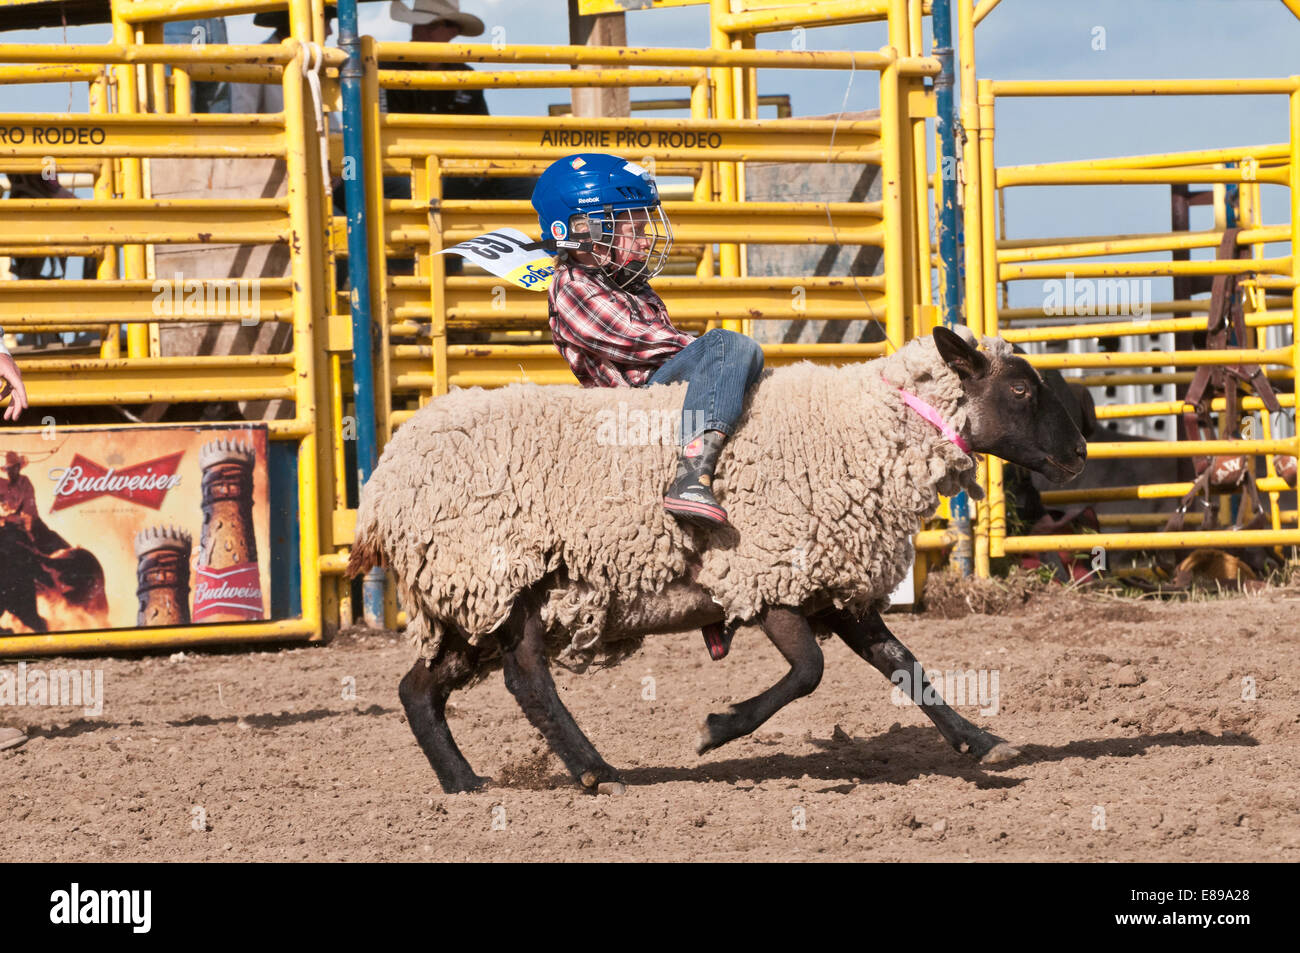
(399, 630, 488, 793)
(819, 607, 1020, 764)
(696, 607, 823, 755)
(498, 593, 626, 796)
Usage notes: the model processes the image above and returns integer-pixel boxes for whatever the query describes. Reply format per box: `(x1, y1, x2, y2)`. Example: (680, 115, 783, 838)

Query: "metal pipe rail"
(1091, 392, 1297, 420)
(372, 40, 938, 75)
(997, 225, 1292, 263)
(989, 78, 1299, 97)
(379, 199, 885, 249)
(384, 275, 888, 325)
(0, 114, 292, 157)
(714, 0, 927, 33)
(996, 142, 1290, 174)
(0, 43, 345, 67)
(1095, 511, 1300, 528)
(0, 198, 289, 245)
(377, 67, 708, 91)
(1041, 478, 1296, 505)
(353, 155, 709, 179)
(1085, 438, 1296, 458)
(1023, 347, 1294, 370)
(999, 296, 1293, 322)
(0, 618, 321, 660)
(1071, 369, 1295, 388)
(1003, 312, 1294, 344)
(998, 166, 1291, 187)
(0, 279, 294, 323)
(1001, 258, 1292, 280)
(1000, 530, 1300, 553)
(15, 354, 296, 405)
(0, 64, 103, 84)
(376, 114, 883, 164)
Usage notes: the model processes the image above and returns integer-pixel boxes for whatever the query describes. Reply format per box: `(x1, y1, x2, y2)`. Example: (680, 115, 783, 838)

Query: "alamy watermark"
(152, 273, 261, 326)
(594, 403, 710, 446)
(890, 662, 1000, 716)
(49, 883, 150, 933)
(0, 661, 104, 716)
(1042, 272, 1152, 321)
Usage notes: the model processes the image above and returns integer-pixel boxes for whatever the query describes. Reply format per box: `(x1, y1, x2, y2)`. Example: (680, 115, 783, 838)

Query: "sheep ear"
(933, 326, 990, 381)
(1069, 383, 1098, 439)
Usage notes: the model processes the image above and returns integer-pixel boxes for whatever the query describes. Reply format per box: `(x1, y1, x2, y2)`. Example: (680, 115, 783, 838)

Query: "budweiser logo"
(48, 452, 184, 511)
(194, 581, 262, 601)
(192, 563, 264, 622)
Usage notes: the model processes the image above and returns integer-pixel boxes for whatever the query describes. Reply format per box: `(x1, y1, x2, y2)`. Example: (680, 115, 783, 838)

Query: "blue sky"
(2, 0, 1298, 305)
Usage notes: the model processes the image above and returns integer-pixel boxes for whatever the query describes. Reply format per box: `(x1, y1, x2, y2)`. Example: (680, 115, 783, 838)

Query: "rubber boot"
(701, 620, 737, 661)
(664, 429, 728, 527)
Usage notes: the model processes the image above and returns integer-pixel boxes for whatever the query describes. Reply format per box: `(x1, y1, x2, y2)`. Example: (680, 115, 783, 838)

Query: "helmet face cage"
(574, 204, 673, 289)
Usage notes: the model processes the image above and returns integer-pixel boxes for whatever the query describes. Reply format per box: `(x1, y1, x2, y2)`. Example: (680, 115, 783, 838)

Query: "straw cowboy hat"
(389, 0, 484, 36)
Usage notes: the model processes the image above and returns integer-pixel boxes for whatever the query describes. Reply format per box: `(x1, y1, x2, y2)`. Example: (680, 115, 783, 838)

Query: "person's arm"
(549, 269, 692, 368)
(0, 330, 29, 422)
(228, 80, 258, 116)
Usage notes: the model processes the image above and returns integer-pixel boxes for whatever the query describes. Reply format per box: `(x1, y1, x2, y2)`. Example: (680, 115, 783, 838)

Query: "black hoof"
(962, 733, 1022, 764)
(979, 741, 1022, 765)
(696, 711, 737, 756)
(442, 773, 490, 794)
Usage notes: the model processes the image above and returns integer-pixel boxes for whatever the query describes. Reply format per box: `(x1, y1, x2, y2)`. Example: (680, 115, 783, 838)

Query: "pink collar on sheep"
(894, 386, 972, 454)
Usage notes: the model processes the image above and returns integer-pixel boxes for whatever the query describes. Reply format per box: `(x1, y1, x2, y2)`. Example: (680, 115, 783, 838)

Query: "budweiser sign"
(48, 452, 184, 511)
(192, 563, 264, 622)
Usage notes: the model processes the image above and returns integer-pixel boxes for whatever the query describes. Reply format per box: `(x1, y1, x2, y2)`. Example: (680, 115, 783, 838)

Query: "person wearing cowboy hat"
(0, 450, 36, 532)
(389, 0, 484, 41)
(0, 331, 28, 422)
(230, 8, 337, 114)
(0, 448, 36, 751)
(383, 0, 488, 118)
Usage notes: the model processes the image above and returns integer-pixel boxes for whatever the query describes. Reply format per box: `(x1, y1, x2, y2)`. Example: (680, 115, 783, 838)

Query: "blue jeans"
(641, 329, 765, 445)
(163, 20, 231, 113)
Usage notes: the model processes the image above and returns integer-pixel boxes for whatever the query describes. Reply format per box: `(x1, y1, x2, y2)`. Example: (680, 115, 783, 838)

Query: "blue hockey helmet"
(531, 153, 673, 288)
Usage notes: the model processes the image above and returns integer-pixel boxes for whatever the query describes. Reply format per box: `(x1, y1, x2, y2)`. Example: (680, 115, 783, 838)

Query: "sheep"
(347, 327, 1087, 794)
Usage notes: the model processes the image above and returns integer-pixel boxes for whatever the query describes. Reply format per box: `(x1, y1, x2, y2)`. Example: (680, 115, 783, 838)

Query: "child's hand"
(0, 353, 29, 422)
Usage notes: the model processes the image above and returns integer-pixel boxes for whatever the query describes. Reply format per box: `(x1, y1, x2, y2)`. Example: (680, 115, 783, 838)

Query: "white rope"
(302, 41, 332, 201)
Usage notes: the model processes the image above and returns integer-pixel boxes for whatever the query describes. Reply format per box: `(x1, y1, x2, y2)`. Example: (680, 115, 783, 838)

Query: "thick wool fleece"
(351, 335, 990, 659)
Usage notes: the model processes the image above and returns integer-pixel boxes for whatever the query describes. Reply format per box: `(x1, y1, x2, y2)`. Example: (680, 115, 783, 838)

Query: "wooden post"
(567, 0, 629, 118)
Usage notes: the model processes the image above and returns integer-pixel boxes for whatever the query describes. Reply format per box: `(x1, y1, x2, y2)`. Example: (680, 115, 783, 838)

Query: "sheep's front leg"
(399, 630, 487, 794)
(498, 595, 626, 796)
(697, 606, 822, 755)
(818, 606, 1020, 764)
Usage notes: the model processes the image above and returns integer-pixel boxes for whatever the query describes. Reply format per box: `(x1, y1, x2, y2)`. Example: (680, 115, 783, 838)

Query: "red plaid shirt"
(547, 261, 694, 388)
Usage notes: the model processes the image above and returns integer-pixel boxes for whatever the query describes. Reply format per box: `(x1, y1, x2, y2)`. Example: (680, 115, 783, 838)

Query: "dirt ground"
(2, 586, 1298, 862)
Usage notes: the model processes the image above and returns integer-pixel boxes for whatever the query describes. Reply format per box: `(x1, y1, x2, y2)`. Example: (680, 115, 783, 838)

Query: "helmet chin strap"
(528, 204, 661, 287)
(521, 238, 597, 254)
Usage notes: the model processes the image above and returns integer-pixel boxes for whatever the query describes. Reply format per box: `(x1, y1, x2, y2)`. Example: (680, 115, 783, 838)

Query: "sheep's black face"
(933, 327, 1086, 485)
